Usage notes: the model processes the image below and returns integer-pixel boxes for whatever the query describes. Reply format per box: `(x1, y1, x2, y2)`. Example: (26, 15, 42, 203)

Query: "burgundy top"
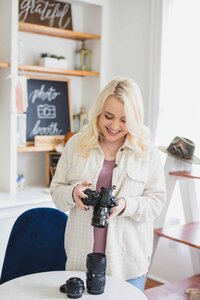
(93, 159, 115, 253)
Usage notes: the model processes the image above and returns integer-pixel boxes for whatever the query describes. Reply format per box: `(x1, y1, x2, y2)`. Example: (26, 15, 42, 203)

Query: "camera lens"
(65, 277, 85, 299)
(91, 206, 109, 228)
(86, 253, 106, 295)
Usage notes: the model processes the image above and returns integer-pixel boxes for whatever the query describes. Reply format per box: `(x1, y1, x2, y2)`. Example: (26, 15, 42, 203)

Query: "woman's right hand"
(72, 180, 92, 210)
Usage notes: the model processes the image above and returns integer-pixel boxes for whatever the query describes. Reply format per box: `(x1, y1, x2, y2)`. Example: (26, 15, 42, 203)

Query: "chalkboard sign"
(19, 0, 73, 30)
(26, 77, 72, 142)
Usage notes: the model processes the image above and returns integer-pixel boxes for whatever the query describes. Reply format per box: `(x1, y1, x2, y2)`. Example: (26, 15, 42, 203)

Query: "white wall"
(103, 0, 163, 137)
(104, 0, 152, 119)
(0, 0, 18, 193)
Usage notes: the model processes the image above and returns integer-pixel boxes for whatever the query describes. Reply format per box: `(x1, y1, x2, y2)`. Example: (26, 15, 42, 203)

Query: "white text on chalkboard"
(29, 84, 61, 103)
(30, 120, 63, 137)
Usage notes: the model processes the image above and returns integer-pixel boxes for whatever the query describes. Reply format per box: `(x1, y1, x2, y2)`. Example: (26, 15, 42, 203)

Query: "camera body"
(82, 187, 118, 228)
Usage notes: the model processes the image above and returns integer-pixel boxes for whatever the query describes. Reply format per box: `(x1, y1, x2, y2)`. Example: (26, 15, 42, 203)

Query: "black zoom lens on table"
(65, 277, 85, 299)
(86, 253, 107, 295)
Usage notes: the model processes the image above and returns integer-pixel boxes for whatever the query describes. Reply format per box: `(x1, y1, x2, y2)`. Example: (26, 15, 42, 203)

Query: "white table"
(0, 271, 147, 300)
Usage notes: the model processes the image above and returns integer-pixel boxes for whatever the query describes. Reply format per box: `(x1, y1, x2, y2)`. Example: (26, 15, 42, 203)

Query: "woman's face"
(98, 95, 128, 143)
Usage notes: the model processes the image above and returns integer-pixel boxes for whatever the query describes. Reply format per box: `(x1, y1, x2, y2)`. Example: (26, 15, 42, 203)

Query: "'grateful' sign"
(19, 0, 73, 30)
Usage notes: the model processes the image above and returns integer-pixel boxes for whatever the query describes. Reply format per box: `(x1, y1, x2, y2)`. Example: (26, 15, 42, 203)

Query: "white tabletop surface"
(0, 271, 148, 300)
(0, 187, 52, 209)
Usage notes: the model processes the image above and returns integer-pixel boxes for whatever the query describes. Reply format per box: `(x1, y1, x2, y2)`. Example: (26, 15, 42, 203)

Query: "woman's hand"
(107, 197, 126, 223)
(72, 180, 92, 210)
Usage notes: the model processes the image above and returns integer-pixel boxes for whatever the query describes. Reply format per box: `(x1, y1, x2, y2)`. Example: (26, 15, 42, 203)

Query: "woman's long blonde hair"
(77, 77, 150, 157)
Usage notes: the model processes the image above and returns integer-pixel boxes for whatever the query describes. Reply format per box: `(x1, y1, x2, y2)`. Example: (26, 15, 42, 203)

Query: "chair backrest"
(0, 207, 67, 284)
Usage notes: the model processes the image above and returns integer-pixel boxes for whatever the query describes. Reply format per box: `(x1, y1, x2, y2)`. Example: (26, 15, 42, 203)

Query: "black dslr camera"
(82, 187, 118, 228)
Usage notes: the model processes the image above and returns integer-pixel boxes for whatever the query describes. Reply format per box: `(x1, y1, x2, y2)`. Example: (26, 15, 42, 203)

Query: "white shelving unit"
(0, 0, 106, 193)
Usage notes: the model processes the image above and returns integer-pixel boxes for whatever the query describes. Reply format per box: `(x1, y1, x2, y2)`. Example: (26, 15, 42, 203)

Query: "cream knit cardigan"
(50, 134, 166, 280)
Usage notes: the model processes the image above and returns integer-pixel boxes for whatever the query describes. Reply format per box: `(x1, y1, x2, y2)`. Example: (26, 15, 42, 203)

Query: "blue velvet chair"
(0, 207, 67, 284)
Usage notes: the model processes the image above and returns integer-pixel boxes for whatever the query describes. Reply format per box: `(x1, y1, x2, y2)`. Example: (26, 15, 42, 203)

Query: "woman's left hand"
(107, 197, 126, 223)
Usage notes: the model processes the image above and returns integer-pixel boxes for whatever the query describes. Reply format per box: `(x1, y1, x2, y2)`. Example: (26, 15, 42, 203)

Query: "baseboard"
(147, 273, 168, 285)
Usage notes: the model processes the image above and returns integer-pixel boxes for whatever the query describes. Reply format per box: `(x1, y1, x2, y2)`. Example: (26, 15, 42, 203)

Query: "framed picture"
(19, 0, 73, 30)
(25, 76, 73, 143)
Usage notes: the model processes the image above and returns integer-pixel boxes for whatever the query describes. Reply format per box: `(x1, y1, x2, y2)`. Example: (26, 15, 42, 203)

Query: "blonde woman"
(50, 77, 166, 292)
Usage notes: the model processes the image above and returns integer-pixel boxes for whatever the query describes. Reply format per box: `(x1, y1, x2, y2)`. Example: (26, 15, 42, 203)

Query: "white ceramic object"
(40, 57, 68, 69)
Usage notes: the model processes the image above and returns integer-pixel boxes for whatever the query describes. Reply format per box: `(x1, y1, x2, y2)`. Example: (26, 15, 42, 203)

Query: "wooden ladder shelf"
(145, 154, 200, 299)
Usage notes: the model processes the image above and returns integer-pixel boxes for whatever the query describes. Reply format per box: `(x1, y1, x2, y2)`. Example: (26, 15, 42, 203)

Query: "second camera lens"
(65, 277, 85, 299)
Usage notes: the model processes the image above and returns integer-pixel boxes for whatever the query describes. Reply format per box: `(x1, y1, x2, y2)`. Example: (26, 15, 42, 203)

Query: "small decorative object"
(73, 114, 80, 132)
(75, 41, 91, 71)
(34, 135, 65, 148)
(39, 53, 68, 69)
(16, 76, 28, 114)
(73, 106, 89, 132)
(17, 114, 26, 146)
(17, 174, 25, 189)
(79, 106, 89, 129)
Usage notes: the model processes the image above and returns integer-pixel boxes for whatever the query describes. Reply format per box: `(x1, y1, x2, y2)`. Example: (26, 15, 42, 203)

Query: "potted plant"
(40, 53, 68, 69)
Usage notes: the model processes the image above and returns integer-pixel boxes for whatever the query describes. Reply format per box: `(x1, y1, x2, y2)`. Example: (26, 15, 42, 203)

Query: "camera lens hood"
(86, 253, 106, 271)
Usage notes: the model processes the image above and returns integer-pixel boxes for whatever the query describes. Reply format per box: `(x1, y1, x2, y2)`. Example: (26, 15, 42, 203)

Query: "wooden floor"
(144, 274, 200, 300)
(145, 278, 163, 289)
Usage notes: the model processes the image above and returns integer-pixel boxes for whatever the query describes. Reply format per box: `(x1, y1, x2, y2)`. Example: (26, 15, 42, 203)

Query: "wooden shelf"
(0, 61, 10, 68)
(19, 22, 101, 41)
(17, 146, 54, 152)
(18, 64, 99, 77)
(1, 61, 99, 77)
(169, 171, 200, 180)
(154, 222, 200, 249)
